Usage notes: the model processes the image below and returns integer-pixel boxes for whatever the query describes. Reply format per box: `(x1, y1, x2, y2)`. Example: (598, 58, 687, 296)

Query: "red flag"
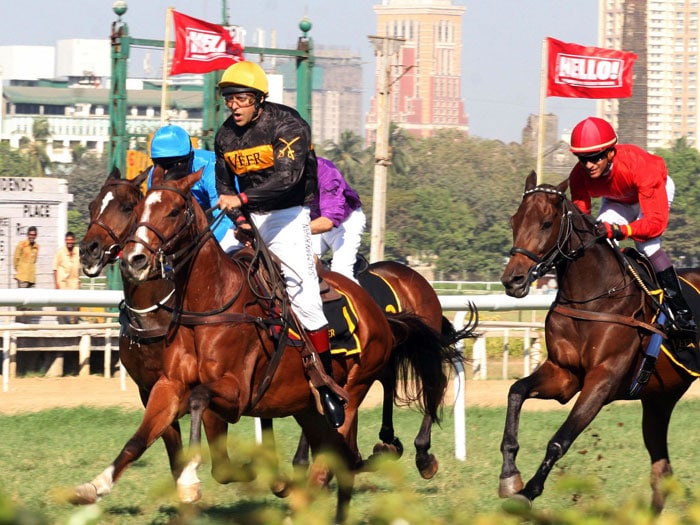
(170, 10, 244, 75)
(546, 37, 638, 99)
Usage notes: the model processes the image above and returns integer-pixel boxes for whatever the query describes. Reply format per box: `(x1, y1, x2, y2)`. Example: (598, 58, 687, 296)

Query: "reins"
(513, 184, 665, 337)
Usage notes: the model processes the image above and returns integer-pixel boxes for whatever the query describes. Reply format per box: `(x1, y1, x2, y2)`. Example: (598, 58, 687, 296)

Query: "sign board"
(0, 177, 73, 289)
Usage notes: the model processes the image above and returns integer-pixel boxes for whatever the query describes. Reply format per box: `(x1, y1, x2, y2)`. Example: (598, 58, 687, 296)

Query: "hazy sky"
(0, 0, 598, 143)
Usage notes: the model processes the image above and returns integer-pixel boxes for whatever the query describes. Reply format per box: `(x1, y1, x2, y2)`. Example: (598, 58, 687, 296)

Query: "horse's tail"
(385, 312, 464, 425)
(440, 302, 480, 346)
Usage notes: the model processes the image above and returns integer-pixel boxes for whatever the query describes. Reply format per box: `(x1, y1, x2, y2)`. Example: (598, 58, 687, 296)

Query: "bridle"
(87, 178, 143, 263)
(124, 184, 208, 280)
(508, 185, 598, 287)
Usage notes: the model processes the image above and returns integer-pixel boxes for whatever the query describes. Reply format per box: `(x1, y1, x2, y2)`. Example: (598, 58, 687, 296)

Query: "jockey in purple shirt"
(310, 157, 366, 282)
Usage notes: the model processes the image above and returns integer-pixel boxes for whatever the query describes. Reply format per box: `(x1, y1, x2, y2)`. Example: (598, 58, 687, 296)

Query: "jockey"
(310, 157, 366, 282)
(148, 125, 238, 254)
(568, 116, 696, 335)
(214, 61, 346, 428)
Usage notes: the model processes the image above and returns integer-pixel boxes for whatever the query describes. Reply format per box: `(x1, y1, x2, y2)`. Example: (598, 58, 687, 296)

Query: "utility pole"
(368, 35, 404, 263)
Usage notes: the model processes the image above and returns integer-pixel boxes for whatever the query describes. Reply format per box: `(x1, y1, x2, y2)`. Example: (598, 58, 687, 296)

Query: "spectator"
(13, 226, 39, 323)
(53, 231, 81, 324)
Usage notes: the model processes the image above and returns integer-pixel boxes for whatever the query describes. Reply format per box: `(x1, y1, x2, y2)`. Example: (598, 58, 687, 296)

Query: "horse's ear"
(525, 171, 538, 192)
(132, 166, 151, 187)
(107, 166, 121, 181)
(557, 177, 569, 194)
(151, 165, 165, 186)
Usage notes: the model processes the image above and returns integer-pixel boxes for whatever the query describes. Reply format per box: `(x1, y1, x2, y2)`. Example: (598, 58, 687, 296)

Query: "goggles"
(223, 92, 257, 107)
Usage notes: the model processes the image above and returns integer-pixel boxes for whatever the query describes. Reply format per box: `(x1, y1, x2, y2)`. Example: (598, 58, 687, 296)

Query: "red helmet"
(570, 117, 617, 155)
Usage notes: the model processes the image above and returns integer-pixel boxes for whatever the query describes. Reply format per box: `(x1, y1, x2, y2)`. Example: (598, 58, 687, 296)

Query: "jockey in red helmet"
(569, 116, 696, 337)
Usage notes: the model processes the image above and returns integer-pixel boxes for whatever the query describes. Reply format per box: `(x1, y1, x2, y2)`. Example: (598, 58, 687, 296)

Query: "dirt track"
(4, 374, 700, 416)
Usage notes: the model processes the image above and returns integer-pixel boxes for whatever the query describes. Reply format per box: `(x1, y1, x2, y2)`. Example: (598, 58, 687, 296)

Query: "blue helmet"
(150, 125, 193, 160)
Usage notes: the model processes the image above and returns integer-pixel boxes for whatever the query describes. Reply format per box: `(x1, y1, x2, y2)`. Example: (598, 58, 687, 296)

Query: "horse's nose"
(80, 240, 100, 259)
(124, 252, 148, 272)
(500, 267, 528, 297)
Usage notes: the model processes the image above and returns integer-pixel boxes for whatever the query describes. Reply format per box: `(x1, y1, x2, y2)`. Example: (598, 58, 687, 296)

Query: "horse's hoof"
(416, 453, 438, 480)
(271, 476, 292, 499)
(372, 440, 402, 459)
(70, 483, 99, 505)
(501, 493, 532, 514)
(498, 474, 524, 498)
(177, 483, 202, 504)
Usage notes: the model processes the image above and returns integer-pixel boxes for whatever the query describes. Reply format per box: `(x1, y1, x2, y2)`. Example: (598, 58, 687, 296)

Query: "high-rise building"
(366, 0, 468, 141)
(598, 0, 700, 150)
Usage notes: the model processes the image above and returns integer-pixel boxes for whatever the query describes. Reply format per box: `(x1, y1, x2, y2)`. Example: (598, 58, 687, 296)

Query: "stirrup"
(310, 382, 346, 428)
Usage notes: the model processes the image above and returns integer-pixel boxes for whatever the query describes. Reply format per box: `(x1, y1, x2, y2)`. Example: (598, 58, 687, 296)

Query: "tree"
(18, 117, 52, 177)
(320, 130, 370, 186)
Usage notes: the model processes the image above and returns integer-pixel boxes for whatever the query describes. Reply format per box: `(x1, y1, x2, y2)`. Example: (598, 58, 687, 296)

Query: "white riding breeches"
(251, 206, 327, 331)
(597, 176, 675, 257)
(312, 208, 366, 282)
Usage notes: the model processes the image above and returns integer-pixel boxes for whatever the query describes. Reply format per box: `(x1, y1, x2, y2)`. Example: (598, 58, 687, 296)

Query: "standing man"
(13, 226, 39, 323)
(215, 61, 346, 428)
(53, 231, 81, 324)
(310, 157, 366, 282)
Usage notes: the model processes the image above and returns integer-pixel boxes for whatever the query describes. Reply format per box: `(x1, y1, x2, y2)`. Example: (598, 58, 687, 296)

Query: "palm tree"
(321, 130, 370, 184)
(19, 117, 52, 177)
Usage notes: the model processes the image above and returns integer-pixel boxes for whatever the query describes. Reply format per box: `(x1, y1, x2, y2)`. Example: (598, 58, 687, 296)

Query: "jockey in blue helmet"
(149, 125, 238, 253)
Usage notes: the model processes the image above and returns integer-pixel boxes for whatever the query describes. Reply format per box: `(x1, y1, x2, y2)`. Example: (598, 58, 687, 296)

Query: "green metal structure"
(108, 3, 314, 172)
(106, 2, 314, 290)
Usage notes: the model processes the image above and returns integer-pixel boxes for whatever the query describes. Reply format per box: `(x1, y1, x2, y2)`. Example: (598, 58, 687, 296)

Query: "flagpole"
(160, 7, 173, 126)
(536, 38, 547, 185)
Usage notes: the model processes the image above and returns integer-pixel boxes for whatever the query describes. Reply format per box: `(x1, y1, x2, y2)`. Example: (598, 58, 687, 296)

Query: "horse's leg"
(71, 378, 186, 504)
(499, 360, 580, 498)
(138, 387, 184, 482)
(368, 374, 404, 462)
(178, 384, 210, 503)
(257, 417, 294, 498)
(641, 392, 683, 513)
(516, 366, 617, 505)
(414, 413, 437, 479)
(292, 431, 311, 472)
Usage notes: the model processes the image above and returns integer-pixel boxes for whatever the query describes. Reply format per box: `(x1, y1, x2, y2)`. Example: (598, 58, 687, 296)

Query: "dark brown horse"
(73, 168, 463, 523)
(498, 171, 699, 511)
(292, 261, 477, 479)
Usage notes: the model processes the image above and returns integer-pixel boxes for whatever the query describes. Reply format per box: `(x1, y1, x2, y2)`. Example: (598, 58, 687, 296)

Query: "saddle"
(622, 248, 700, 380)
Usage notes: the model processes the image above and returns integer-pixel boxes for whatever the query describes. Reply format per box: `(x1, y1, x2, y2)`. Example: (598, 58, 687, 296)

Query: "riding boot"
(306, 327, 346, 428)
(656, 266, 697, 336)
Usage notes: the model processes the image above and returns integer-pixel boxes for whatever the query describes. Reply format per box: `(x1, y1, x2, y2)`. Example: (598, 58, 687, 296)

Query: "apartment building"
(366, 0, 469, 140)
(598, 0, 700, 150)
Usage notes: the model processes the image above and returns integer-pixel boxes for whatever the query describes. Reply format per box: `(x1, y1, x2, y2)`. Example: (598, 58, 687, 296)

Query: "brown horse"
(73, 168, 463, 523)
(80, 167, 473, 486)
(498, 171, 699, 511)
(79, 167, 242, 485)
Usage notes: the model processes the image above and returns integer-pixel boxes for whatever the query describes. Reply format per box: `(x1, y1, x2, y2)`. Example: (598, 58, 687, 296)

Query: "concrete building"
(1, 38, 365, 164)
(366, 0, 469, 141)
(598, 0, 700, 150)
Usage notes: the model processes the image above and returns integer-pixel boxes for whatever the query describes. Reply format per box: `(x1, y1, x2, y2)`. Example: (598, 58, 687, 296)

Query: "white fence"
(0, 288, 554, 461)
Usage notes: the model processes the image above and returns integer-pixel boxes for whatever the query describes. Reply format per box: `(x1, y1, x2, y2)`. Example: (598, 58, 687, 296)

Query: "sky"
(0, 0, 599, 143)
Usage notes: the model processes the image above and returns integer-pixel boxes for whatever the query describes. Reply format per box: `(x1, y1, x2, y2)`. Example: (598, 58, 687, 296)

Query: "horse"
(79, 166, 475, 486)
(291, 260, 478, 479)
(72, 168, 465, 523)
(79, 167, 243, 485)
(498, 170, 700, 512)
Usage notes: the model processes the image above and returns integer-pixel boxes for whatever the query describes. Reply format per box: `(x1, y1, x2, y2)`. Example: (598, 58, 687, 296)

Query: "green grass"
(4, 398, 700, 524)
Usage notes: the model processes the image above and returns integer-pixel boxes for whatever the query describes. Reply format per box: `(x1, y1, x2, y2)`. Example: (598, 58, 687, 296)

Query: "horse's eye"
(121, 204, 134, 213)
(168, 208, 181, 218)
(542, 221, 553, 230)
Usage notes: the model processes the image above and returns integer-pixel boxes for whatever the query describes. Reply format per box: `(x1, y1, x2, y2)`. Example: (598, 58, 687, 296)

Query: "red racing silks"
(170, 10, 244, 75)
(546, 37, 638, 99)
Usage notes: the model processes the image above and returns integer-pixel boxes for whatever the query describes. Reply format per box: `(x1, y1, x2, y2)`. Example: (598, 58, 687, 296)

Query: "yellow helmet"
(218, 61, 269, 97)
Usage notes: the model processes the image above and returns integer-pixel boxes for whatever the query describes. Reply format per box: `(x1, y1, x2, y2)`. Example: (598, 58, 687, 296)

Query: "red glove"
(596, 221, 630, 241)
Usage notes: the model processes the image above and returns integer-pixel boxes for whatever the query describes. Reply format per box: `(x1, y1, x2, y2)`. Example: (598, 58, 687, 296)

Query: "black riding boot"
(306, 327, 345, 428)
(656, 266, 697, 334)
